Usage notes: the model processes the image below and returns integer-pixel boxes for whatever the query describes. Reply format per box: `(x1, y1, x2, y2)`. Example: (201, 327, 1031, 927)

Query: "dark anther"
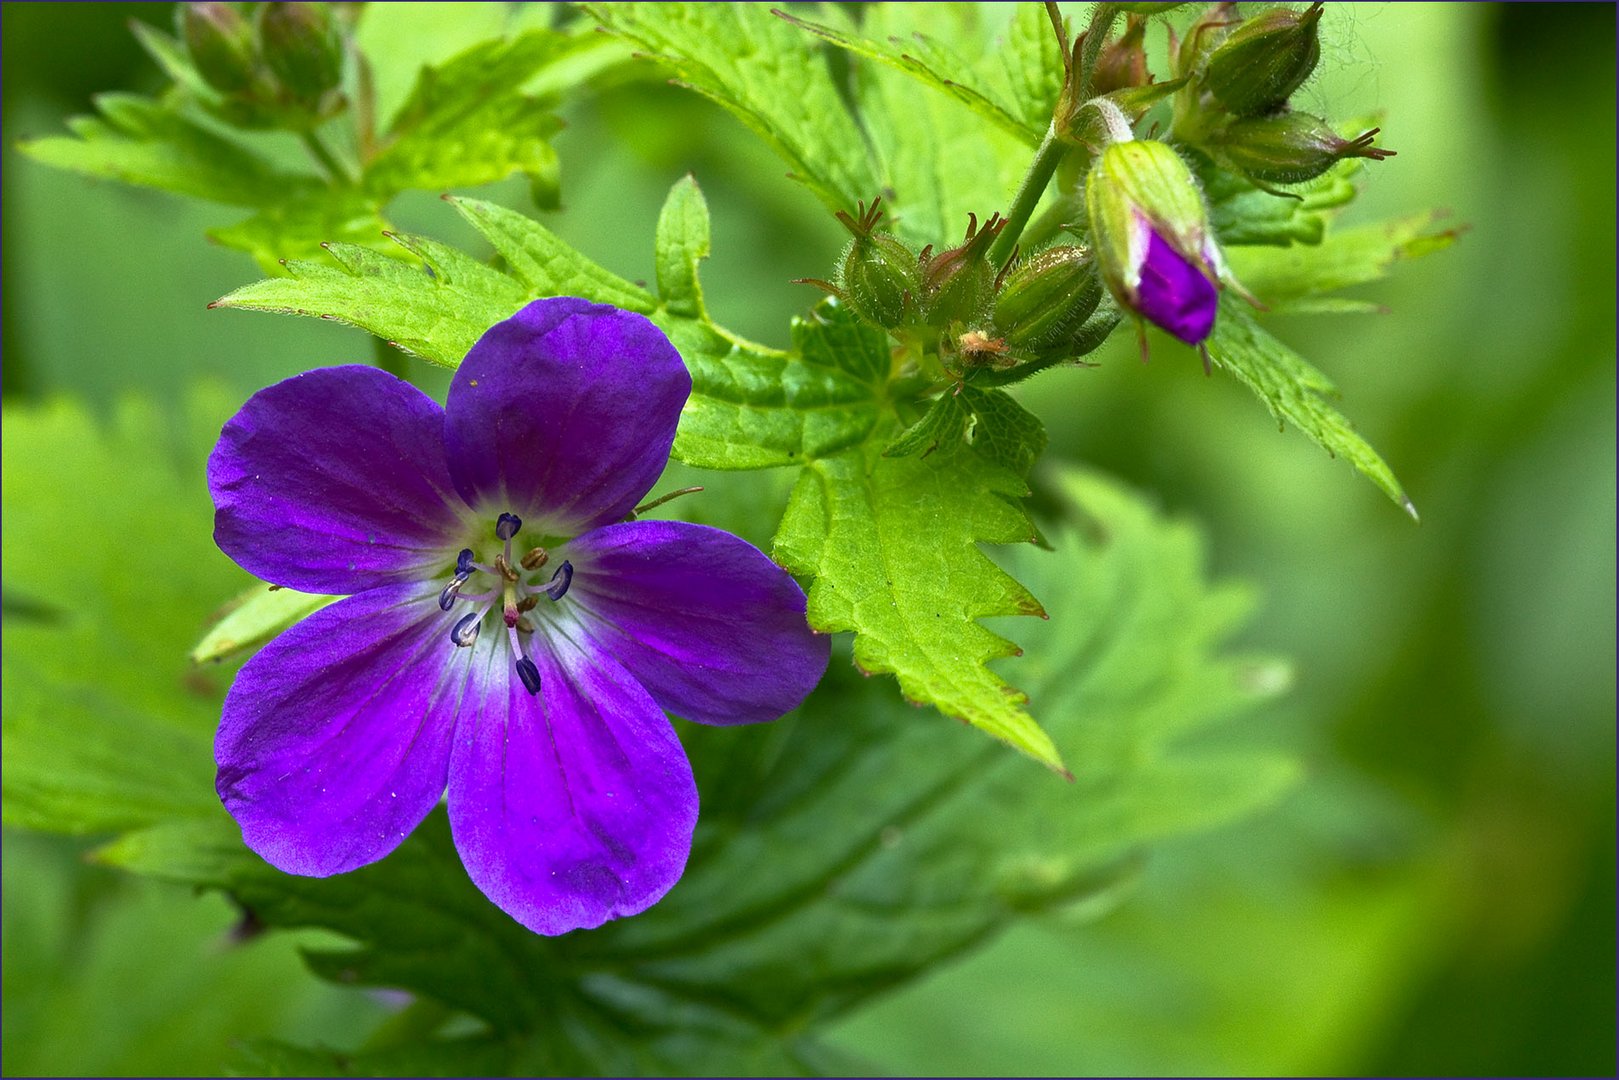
(438, 578, 464, 611)
(496, 512, 523, 541)
(544, 560, 574, 601)
(456, 548, 475, 576)
(516, 656, 542, 695)
(521, 546, 549, 570)
(517, 595, 539, 613)
(450, 611, 481, 647)
(494, 553, 520, 583)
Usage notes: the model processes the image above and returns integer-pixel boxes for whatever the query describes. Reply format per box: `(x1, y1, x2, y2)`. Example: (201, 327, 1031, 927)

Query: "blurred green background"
(3, 3, 1613, 1075)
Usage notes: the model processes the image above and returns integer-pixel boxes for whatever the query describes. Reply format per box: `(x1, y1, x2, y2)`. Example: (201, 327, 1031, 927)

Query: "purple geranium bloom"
(1132, 219, 1219, 346)
(207, 297, 829, 935)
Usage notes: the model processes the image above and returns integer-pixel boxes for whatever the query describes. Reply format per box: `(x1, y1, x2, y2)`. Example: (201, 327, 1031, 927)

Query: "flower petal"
(209, 365, 466, 593)
(447, 632, 697, 935)
(215, 582, 464, 876)
(443, 298, 690, 533)
(1135, 224, 1218, 345)
(563, 521, 829, 726)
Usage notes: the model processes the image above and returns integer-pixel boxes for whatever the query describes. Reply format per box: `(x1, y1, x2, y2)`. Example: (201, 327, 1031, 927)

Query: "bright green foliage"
(1203, 157, 1360, 247)
(362, 30, 578, 203)
(655, 175, 712, 319)
(0, 395, 247, 835)
(583, 3, 880, 213)
(960, 385, 1049, 480)
(190, 586, 339, 666)
(1227, 210, 1465, 314)
(17, 15, 612, 268)
(18, 93, 311, 207)
(213, 232, 528, 365)
(884, 392, 971, 459)
(2, 392, 1292, 1070)
(775, 443, 1059, 770)
(1205, 298, 1417, 518)
(776, 2, 1060, 146)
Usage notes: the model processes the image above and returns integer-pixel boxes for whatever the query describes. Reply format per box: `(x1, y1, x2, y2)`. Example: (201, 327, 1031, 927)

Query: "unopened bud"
(1092, 16, 1151, 95)
(1086, 139, 1222, 345)
(1216, 112, 1395, 184)
(835, 199, 923, 330)
(1202, 1, 1323, 117)
(259, 1, 344, 102)
(179, 2, 259, 95)
(920, 213, 1005, 327)
(993, 245, 1102, 351)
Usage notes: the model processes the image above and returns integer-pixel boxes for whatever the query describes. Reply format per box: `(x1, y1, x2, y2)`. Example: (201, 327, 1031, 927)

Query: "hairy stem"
(300, 129, 354, 185)
(990, 125, 1069, 266)
(1076, 2, 1121, 100)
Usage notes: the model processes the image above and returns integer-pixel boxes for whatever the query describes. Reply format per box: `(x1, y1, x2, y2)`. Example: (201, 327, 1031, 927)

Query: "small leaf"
(654, 174, 712, 319)
(1205, 297, 1416, 518)
(884, 392, 970, 459)
(960, 385, 1047, 480)
(18, 93, 315, 207)
(190, 585, 340, 665)
(364, 30, 580, 199)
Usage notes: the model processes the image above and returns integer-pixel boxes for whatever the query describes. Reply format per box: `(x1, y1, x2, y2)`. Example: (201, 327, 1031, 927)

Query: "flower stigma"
(438, 511, 574, 695)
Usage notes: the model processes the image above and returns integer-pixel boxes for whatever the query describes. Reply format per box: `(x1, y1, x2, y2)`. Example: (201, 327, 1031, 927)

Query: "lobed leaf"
(1205, 297, 1417, 518)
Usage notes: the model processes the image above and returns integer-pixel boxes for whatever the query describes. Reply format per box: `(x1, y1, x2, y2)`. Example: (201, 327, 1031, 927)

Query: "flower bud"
(1216, 112, 1395, 184)
(1202, 1, 1323, 117)
(834, 199, 922, 330)
(920, 213, 1005, 327)
(179, 2, 260, 96)
(992, 245, 1102, 351)
(1085, 139, 1221, 345)
(258, 1, 344, 102)
(1092, 16, 1151, 96)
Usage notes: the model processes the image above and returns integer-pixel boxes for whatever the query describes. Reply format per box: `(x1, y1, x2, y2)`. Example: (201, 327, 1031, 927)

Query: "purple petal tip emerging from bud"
(1138, 229, 1218, 345)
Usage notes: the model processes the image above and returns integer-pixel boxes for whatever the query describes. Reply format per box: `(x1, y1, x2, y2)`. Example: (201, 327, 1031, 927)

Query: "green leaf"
(654, 174, 712, 319)
(583, 2, 880, 213)
(83, 460, 1290, 1071)
(1226, 210, 1465, 313)
(775, 440, 1061, 770)
(363, 30, 581, 200)
(959, 385, 1047, 480)
(1203, 156, 1360, 247)
(206, 188, 393, 271)
(190, 585, 340, 666)
(776, 3, 1060, 147)
(1206, 297, 1416, 518)
(884, 392, 970, 459)
(212, 232, 528, 366)
(449, 196, 657, 313)
(1, 394, 248, 834)
(17, 93, 316, 207)
(668, 304, 886, 470)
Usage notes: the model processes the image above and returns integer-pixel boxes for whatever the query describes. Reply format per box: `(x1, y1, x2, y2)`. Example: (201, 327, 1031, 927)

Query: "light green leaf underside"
(190, 585, 340, 666)
(0, 391, 1290, 1071)
(1206, 297, 1416, 518)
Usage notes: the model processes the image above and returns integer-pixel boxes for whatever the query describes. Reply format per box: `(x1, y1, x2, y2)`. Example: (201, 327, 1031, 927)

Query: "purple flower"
(207, 297, 830, 935)
(1133, 220, 1218, 346)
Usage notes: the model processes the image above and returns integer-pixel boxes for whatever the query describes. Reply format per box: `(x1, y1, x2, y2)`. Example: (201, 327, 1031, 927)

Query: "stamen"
(449, 611, 481, 647)
(515, 656, 542, 695)
(515, 615, 535, 634)
(520, 546, 548, 570)
(516, 595, 539, 613)
(438, 577, 466, 611)
(496, 512, 522, 541)
(455, 548, 475, 576)
(493, 553, 520, 583)
(543, 560, 574, 601)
